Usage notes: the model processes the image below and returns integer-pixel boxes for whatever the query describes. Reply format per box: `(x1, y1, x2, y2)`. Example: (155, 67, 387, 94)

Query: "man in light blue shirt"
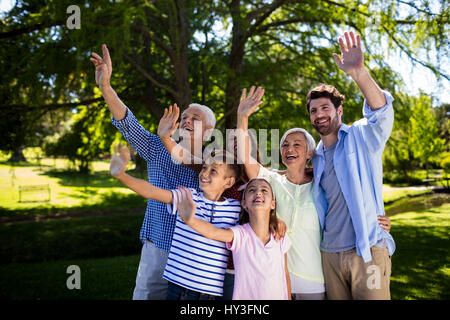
(308, 31, 394, 299)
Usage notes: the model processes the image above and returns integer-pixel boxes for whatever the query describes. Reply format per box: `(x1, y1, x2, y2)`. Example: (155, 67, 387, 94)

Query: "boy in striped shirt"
(110, 146, 243, 299)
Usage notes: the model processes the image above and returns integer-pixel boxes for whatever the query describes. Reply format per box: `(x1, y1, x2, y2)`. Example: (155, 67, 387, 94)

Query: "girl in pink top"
(176, 178, 291, 300)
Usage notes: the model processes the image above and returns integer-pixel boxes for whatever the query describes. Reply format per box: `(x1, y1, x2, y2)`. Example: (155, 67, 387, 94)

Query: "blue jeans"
(167, 282, 216, 300)
(132, 240, 169, 300)
(215, 272, 234, 300)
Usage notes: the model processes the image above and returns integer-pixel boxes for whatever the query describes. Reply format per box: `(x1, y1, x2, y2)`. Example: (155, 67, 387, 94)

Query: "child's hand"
(110, 144, 131, 177)
(237, 86, 264, 118)
(378, 215, 391, 233)
(90, 44, 112, 89)
(176, 187, 197, 225)
(273, 218, 287, 241)
(158, 104, 180, 141)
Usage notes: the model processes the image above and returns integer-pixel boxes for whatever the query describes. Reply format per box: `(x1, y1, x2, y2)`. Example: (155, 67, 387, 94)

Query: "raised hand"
(333, 31, 364, 78)
(90, 44, 113, 89)
(237, 86, 264, 118)
(157, 104, 180, 140)
(176, 187, 197, 225)
(110, 144, 131, 177)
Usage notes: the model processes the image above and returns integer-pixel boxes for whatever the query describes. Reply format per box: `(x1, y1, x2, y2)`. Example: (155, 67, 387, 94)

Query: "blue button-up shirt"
(312, 90, 396, 262)
(112, 108, 200, 252)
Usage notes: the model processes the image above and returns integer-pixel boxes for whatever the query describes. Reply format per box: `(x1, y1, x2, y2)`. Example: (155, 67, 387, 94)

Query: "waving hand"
(237, 86, 265, 118)
(90, 44, 113, 89)
(333, 31, 364, 78)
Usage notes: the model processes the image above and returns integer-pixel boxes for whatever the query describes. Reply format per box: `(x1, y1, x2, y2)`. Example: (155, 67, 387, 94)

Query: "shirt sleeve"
(281, 234, 292, 254)
(166, 189, 179, 216)
(359, 90, 395, 153)
(257, 165, 277, 182)
(166, 188, 198, 216)
(226, 225, 243, 252)
(111, 107, 160, 163)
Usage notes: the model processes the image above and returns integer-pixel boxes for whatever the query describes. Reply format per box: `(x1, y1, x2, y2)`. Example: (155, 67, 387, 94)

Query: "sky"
(1, 0, 448, 105)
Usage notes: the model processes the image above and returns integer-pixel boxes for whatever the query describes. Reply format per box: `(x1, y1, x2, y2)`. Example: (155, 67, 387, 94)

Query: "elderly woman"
(236, 86, 390, 300)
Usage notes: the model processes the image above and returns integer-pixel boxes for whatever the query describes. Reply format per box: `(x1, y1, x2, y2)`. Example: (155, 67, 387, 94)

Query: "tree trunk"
(7, 147, 26, 162)
(170, 0, 192, 108)
(224, 0, 248, 129)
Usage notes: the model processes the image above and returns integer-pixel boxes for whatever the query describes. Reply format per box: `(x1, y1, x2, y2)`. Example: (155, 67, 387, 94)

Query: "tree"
(434, 103, 450, 151)
(1, 0, 448, 164)
(408, 95, 445, 178)
(43, 103, 118, 173)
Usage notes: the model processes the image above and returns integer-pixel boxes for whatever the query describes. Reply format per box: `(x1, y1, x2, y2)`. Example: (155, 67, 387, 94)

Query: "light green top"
(258, 165, 324, 283)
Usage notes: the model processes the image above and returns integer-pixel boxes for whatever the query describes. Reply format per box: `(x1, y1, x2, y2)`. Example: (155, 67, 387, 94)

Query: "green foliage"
(1, 0, 448, 166)
(441, 152, 450, 188)
(383, 94, 446, 178)
(408, 95, 445, 169)
(42, 104, 118, 172)
(442, 152, 450, 172)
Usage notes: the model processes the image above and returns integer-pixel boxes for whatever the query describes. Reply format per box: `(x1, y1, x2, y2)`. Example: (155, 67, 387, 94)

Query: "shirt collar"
(315, 123, 349, 156)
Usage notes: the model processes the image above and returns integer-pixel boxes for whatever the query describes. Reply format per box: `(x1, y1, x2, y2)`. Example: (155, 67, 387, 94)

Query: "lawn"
(0, 158, 146, 217)
(0, 156, 448, 300)
(0, 202, 448, 300)
(0, 254, 140, 300)
(389, 203, 450, 300)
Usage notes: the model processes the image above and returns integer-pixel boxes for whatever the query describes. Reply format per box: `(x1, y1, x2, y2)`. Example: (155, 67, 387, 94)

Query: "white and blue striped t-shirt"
(164, 188, 241, 296)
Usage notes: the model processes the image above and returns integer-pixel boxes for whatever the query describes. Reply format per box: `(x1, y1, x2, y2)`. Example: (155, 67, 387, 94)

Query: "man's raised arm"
(333, 31, 386, 110)
(90, 44, 127, 120)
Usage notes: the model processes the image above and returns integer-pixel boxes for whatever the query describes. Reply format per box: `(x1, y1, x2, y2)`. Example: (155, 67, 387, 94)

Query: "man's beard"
(312, 116, 341, 136)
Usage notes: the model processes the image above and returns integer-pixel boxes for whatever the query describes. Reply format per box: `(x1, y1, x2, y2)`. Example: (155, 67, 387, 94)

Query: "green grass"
(0, 159, 146, 216)
(382, 187, 432, 204)
(383, 169, 446, 187)
(0, 202, 448, 300)
(385, 193, 449, 216)
(0, 213, 144, 263)
(0, 156, 448, 300)
(0, 255, 140, 300)
(390, 203, 450, 300)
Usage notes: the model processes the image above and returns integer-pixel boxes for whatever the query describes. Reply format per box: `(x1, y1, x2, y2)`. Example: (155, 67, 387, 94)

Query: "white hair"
(280, 128, 316, 154)
(186, 103, 216, 140)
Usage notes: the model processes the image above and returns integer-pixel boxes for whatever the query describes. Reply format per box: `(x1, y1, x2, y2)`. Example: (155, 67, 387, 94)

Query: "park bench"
(18, 184, 51, 203)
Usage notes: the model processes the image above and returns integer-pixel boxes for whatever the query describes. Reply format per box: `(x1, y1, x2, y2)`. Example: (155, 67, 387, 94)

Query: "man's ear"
(337, 105, 343, 119)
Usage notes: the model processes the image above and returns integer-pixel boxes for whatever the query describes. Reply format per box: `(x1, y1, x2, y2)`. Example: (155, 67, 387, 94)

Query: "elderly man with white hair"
(90, 44, 216, 300)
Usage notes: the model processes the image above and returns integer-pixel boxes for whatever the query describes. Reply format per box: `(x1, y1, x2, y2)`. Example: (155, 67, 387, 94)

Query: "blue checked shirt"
(112, 108, 200, 252)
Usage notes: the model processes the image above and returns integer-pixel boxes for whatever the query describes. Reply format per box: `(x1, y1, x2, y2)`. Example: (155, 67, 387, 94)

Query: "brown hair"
(204, 149, 244, 184)
(239, 178, 279, 235)
(306, 84, 345, 113)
